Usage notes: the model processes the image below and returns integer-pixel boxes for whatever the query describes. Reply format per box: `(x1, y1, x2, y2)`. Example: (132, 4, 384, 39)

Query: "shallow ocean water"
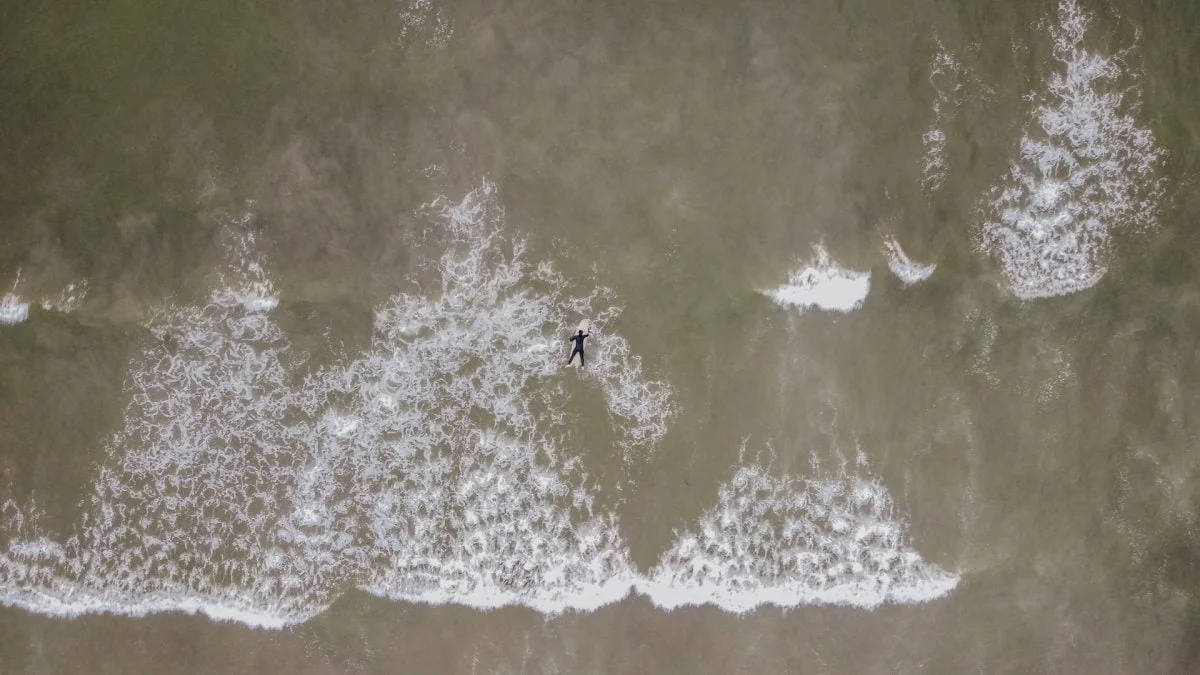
(3, 0, 1200, 672)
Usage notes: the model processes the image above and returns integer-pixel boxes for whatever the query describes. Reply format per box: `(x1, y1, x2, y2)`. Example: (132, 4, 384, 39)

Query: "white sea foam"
(764, 245, 871, 313)
(640, 463, 959, 612)
(0, 273, 88, 323)
(966, 309, 1000, 387)
(920, 128, 948, 192)
(0, 182, 672, 624)
(921, 41, 962, 192)
(311, 181, 668, 611)
(921, 39, 995, 193)
(883, 237, 936, 285)
(0, 293, 29, 325)
(1, 226, 319, 626)
(213, 228, 279, 312)
(398, 0, 453, 48)
(39, 280, 89, 313)
(978, 0, 1165, 299)
(586, 333, 676, 459)
(0, 184, 956, 627)
(1, 271, 30, 325)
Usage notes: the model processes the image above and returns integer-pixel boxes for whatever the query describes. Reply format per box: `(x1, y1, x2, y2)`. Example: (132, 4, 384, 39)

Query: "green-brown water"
(3, 0, 1200, 672)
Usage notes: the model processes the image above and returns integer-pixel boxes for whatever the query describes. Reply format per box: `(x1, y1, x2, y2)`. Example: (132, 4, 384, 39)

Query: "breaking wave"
(978, 0, 1165, 299)
(0, 181, 668, 626)
(884, 237, 936, 286)
(641, 462, 958, 612)
(1, 272, 30, 325)
(763, 245, 871, 314)
(0, 272, 90, 325)
(0, 293, 28, 325)
(0, 182, 954, 627)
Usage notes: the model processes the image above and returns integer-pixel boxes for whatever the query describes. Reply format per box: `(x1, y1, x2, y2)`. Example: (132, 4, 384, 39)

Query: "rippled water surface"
(3, 0, 1200, 672)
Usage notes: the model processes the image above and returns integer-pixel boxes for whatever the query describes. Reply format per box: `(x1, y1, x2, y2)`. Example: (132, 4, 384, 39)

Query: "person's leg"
(579, 349, 585, 368)
(567, 347, 581, 365)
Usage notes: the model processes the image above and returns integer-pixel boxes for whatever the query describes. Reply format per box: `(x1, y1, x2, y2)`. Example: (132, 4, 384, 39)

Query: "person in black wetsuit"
(567, 329, 589, 367)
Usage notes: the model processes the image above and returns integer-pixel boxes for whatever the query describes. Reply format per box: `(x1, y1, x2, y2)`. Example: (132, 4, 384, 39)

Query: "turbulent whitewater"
(0, 183, 955, 627)
(884, 237, 936, 286)
(0, 293, 28, 325)
(642, 461, 958, 612)
(978, 0, 1165, 300)
(0, 276, 89, 325)
(763, 245, 871, 314)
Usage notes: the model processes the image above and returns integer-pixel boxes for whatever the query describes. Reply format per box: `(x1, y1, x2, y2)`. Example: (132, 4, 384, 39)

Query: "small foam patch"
(763, 245, 871, 314)
(0, 293, 29, 325)
(39, 281, 89, 313)
(398, 0, 453, 48)
(884, 237, 936, 285)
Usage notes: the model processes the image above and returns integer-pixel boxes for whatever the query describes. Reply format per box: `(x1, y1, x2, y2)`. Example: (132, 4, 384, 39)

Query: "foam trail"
(884, 237, 936, 285)
(921, 129, 948, 192)
(640, 463, 959, 612)
(763, 245, 870, 314)
(921, 41, 962, 192)
(586, 331, 676, 459)
(978, 0, 1164, 299)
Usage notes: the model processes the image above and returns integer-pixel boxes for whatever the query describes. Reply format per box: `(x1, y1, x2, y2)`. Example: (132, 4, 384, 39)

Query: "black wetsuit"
(567, 332, 588, 367)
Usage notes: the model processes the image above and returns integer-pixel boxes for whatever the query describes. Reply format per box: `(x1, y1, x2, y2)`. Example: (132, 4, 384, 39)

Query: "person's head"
(577, 329, 584, 335)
